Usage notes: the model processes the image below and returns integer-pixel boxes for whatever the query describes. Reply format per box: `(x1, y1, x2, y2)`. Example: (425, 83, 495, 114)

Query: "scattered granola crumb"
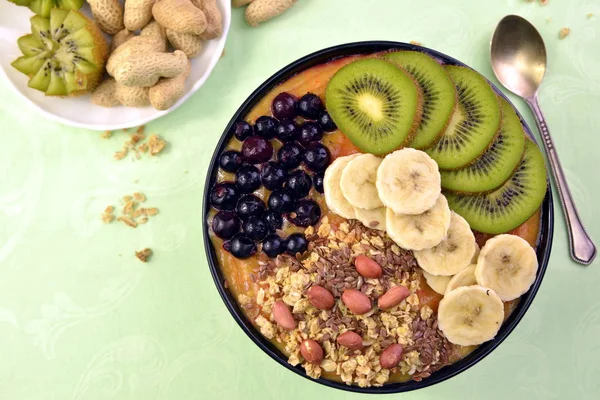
(123, 195, 133, 202)
(559, 27, 570, 39)
(105, 206, 114, 214)
(138, 143, 149, 153)
(101, 130, 112, 139)
(114, 149, 128, 160)
(409, 40, 421, 46)
(136, 126, 145, 135)
(101, 213, 115, 224)
(539, 0, 548, 6)
(135, 248, 152, 262)
(118, 216, 138, 228)
(133, 192, 146, 202)
(145, 207, 159, 216)
(147, 134, 167, 156)
(587, 13, 594, 18)
(138, 216, 149, 224)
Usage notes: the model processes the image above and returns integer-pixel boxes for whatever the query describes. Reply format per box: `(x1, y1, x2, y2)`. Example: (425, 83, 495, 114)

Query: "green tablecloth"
(1, 1, 599, 399)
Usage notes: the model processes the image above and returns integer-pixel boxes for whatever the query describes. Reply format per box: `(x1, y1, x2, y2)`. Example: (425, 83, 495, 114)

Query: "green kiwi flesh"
(441, 97, 526, 193)
(325, 58, 421, 155)
(426, 65, 502, 169)
(445, 140, 547, 234)
(383, 51, 457, 149)
(8, 0, 84, 18)
(11, 10, 108, 96)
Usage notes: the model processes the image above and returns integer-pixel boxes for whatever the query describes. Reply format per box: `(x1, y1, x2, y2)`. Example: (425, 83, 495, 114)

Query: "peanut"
(272, 300, 296, 330)
(149, 59, 191, 110)
(107, 36, 166, 76)
(245, 0, 296, 27)
(341, 289, 372, 315)
(354, 255, 383, 279)
(124, 0, 156, 31)
(114, 50, 189, 87)
(198, 0, 223, 40)
(232, 0, 254, 7)
(88, 0, 125, 35)
(379, 344, 403, 369)
(300, 339, 323, 364)
(115, 83, 150, 107)
(377, 285, 410, 310)
(111, 29, 135, 52)
(166, 29, 204, 58)
(140, 20, 168, 51)
(306, 285, 335, 310)
(92, 78, 120, 107)
(152, 0, 208, 35)
(336, 331, 363, 351)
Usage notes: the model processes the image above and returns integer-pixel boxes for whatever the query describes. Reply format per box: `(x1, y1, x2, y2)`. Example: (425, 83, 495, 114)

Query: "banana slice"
(323, 154, 360, 219)
(386, 194, 451, 251)
(475, 234, 538, 301)
(355, 207, 387, 231)
(376, 148, 441, 215)
(340, 154, 383, 210)
(445, 264, 477, 294)
(414, 211, 477, 276)
(438, 285, 504, 346)
(422, 270, 451, 295)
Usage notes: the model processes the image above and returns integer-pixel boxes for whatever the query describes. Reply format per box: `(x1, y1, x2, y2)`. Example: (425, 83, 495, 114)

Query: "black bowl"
(203, 41, 554, 393)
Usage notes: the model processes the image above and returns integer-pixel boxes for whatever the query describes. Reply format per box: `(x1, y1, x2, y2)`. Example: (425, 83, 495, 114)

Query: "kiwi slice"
(426, 66, 502, 169)
(325, 58, 422, 155)
(8, 0, 84, 18)
(11, 10, 108, 97)
(445, 140, 547, 234)
(383, 51, 457, 149)
(441, 97, 526, 193)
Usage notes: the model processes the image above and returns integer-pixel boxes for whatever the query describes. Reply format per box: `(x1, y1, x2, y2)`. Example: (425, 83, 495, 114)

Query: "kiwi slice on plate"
(383, 51, 457, 149)
(446, 140, 547, 234)
(426, 66, 502, 169)
(12, 9, 108, 96)
(8, 0, 84, 18)
(325, 58, 422, 155)
(441, 97, 526, 193)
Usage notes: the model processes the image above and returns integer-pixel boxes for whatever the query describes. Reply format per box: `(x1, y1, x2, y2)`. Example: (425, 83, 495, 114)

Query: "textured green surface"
(1, 1, 599, 399)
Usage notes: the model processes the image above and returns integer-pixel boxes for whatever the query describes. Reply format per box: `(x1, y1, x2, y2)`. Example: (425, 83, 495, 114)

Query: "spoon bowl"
(491, 15, 547, 99)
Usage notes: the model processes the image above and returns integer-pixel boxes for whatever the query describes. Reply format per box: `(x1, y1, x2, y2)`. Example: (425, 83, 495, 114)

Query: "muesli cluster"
(238, 217, 453, 387)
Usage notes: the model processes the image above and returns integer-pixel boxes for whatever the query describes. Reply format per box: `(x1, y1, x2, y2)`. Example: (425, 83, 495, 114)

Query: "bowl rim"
(0, 1, 231, 131)
(202, 41, 554, 394)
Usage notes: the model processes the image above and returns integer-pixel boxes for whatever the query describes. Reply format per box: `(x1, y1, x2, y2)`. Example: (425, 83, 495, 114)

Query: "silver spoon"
(491, 15, 596, 265)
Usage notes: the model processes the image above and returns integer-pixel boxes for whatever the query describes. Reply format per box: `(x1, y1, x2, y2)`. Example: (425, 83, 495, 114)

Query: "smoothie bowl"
(203, 42, 554, 393)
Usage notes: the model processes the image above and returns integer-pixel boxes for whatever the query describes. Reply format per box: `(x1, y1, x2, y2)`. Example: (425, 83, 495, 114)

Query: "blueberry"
(277, 142, 303, 170)
(227, 234, 257, 259)
(243, 216, 269, 242)
(212, 211, 241, 240)
(262, 234, 285, 258)
(313, 172, 324, 193)
(233, 121, 253, 141)
(286, 170, 312, 198)
(289, 199, 321, 227)
(254, 116, 278, 139)
(236, 194, 265, 220)
(272, 92, 298, 120)
(318, 111, 337, 132)
(268, 189, 295, 214)
(261, 161, 288, 191)
(297, 93, 324, 120)
(303, 143, 330, 172)
(285, 233, 308, 255)
(219, 150, 243, 173)
(242, 136, 273, 164)
(264, 209, 283, 232)
(210, 182, 239, 211)
(235, 165, 261, 193)
(299, 121, 323, 144)
(276, 119, 299, 142)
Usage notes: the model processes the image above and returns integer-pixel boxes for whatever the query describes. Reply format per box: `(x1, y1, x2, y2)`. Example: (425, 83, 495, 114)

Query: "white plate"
(0, 1, 231, 130)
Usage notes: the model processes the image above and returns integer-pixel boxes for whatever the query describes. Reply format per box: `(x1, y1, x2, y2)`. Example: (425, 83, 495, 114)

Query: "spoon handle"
(525, 96, 597, 265)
